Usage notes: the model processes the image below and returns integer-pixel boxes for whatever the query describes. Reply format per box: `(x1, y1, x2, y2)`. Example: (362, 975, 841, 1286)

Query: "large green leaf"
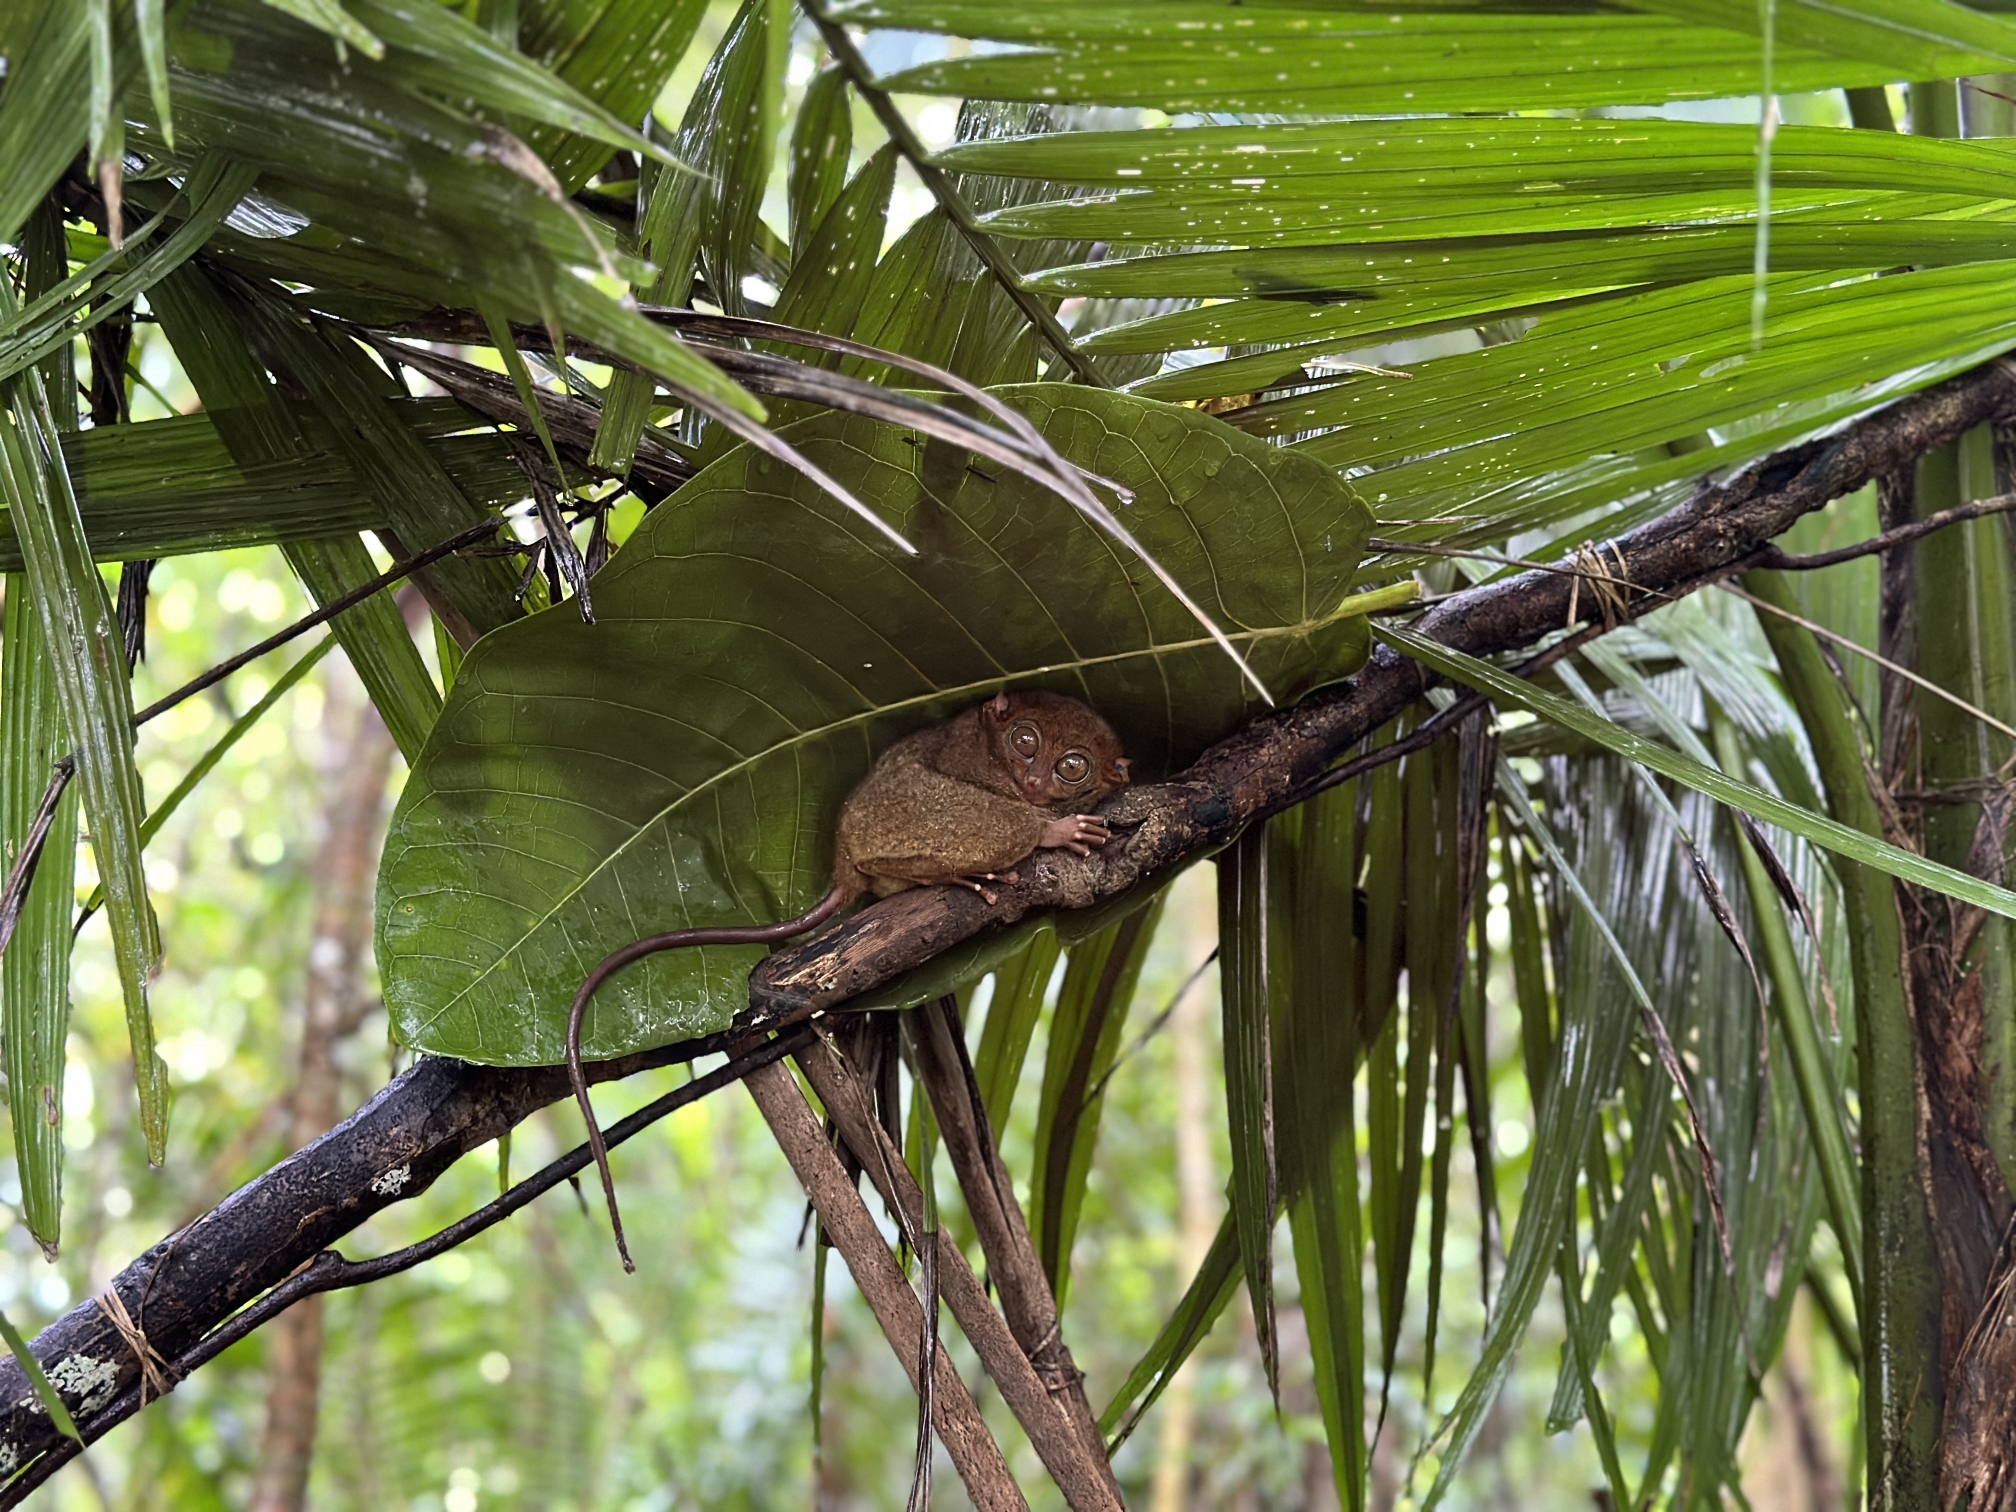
(379, 386, 1373, 1064)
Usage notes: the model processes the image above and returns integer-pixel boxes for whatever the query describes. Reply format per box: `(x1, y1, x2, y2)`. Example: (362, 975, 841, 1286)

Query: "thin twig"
(129, 521, 503, 729)
(798, 0, 1109, 388)
(0, 757, 76, 959)
(1748, 490, 2016, 570)
(1080, 947, 1220, 1112)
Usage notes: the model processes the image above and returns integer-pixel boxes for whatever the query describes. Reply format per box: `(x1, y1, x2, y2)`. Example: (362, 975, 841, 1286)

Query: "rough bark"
(1, 356, 2015, 1501)
(1889, 440, 2016, 1508)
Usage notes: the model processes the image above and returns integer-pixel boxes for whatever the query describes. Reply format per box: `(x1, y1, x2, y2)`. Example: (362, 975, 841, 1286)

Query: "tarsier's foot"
(1039, 813, 1112, 856)
(950, 875, 1006, 905)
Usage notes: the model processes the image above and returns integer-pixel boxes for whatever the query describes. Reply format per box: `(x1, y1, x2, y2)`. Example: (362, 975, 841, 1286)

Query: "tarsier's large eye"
(1009, 722, 1041, 758)
(1053, 752, 1091, 784)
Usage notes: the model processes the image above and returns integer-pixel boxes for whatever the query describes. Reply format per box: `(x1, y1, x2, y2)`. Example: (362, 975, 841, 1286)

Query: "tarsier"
(569, 689, 1133, 1267)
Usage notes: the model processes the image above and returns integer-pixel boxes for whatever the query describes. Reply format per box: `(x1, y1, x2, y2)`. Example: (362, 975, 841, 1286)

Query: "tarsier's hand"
(1039, 813, 1112, 856)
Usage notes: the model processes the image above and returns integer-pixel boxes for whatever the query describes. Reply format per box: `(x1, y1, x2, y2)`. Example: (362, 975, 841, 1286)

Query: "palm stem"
(797, 0, 1110, 388)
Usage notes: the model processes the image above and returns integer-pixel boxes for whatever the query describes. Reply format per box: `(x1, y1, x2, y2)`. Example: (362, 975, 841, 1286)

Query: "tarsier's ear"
(987, 691, 1012, 722)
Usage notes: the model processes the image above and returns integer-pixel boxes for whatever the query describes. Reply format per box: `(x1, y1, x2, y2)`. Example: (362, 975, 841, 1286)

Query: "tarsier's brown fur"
(835, 689, 1131, 902)
(571, 689, 1131, 1267)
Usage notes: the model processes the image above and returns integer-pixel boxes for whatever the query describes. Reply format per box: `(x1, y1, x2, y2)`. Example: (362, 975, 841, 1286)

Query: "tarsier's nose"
(1023, 774, 1046, 796)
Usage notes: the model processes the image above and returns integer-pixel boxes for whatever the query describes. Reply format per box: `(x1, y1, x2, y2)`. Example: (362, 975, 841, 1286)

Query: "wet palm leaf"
(1027, 900, 1163, 1304)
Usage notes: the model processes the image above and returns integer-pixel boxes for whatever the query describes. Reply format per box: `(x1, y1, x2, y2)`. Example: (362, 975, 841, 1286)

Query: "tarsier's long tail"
(568, 883, 854, 1271)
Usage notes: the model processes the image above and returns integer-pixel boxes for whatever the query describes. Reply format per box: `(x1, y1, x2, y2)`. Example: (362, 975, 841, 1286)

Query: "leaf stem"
(798, 0, 1111, 389)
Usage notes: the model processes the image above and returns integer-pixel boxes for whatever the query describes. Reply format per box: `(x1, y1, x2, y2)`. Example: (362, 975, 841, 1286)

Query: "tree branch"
(2, 354, 2013, 1499)
(0, 1032, 767, 1503)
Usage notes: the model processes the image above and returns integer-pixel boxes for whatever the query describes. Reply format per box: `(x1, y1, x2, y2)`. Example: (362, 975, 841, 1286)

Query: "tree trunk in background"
(248, 674, 396, 1512)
